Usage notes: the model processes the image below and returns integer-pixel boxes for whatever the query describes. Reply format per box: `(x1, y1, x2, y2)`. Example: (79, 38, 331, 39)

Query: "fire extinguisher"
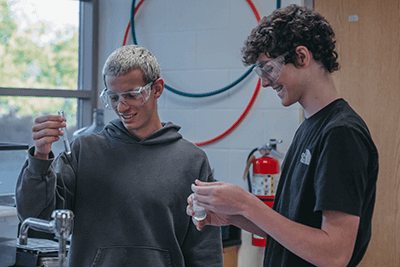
(243, 139, 283, 247)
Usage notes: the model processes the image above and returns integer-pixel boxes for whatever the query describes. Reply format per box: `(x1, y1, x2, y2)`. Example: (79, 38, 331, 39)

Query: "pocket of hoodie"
(90, 246, 172, 267)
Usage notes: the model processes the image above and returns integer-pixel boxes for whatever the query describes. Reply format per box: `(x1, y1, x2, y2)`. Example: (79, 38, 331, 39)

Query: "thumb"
(191, 180, 216, 193)
(195, 179, 212, 186)
(195, 179, 225, 186)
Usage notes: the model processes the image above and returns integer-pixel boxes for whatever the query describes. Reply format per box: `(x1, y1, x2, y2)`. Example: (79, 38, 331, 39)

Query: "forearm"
(16, 147, 63, 220)
(229, 215, 267, 238)
(192, 180, 355, 266)
(16, 164, 57, 220)
(242, 196, 357, 267)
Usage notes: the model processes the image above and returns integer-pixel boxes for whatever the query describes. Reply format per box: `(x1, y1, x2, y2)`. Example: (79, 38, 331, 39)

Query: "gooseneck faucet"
(19, 210, 74, 267)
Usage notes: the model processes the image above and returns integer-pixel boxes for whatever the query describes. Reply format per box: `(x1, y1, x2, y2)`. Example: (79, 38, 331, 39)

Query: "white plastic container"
(0, 205, 18, 266)
(0, 142, 29, 194)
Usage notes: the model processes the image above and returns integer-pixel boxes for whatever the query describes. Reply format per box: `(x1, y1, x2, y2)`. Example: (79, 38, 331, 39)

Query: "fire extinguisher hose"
(243, 155, 256, 180)
(245, 147, 258, 193)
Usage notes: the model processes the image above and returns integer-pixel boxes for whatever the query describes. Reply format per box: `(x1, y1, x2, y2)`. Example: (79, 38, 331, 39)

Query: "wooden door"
(314, 1, 400, 266)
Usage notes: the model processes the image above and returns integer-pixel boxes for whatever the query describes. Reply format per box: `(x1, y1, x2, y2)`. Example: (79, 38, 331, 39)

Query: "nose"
(116, 99, 129, 113)
(261, 78, 271, 88)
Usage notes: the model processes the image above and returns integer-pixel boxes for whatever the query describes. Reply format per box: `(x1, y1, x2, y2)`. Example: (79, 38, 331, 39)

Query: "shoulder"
(71, 131, 108, 152)
(297, 99, 377, 161)
(178, 137, 208, 157)
(327, 100, 367, 128)
(313, 100, 372, 142)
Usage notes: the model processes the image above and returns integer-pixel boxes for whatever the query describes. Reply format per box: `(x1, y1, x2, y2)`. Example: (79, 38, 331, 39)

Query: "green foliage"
(0, 0, 79, 124)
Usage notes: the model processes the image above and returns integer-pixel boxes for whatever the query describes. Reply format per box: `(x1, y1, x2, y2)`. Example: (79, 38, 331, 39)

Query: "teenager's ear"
(152, 78, 164, 99)
(295, 46, 311, 68)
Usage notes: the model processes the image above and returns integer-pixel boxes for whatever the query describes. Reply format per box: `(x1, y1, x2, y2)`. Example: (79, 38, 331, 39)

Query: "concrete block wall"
(98, 0, 302, 265)
(99, 0, 302, 189)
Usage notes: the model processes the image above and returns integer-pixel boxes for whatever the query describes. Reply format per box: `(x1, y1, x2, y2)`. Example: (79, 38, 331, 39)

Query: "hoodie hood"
(103, 118, 182, 145)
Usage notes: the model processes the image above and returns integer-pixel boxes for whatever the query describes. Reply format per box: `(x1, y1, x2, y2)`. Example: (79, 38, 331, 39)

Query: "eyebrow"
(256, 60, 274, 69)
(256, 61, 267, 68)
(108, 86, 143, 95)
(125, 87, 143, 93)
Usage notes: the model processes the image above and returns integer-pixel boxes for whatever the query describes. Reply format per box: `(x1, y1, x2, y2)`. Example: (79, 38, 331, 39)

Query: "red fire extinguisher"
(244, 139, 283, 247)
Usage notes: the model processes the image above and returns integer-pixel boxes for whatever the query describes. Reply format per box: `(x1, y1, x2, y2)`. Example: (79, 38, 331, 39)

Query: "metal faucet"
(19, 210, 74, 267)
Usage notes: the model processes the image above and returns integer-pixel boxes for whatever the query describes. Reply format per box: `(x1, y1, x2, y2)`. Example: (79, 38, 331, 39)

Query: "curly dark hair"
(241, 4, 339, 73)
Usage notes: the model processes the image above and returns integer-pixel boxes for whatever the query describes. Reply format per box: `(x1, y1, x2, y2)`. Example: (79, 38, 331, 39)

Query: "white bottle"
(193, 196, 207, 221)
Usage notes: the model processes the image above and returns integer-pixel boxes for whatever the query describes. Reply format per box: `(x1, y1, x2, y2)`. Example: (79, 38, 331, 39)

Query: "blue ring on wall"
(130, 0, 256, 98)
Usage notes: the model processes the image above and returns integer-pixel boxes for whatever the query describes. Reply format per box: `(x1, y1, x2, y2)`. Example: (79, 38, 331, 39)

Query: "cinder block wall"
(100, 0, 301, 189)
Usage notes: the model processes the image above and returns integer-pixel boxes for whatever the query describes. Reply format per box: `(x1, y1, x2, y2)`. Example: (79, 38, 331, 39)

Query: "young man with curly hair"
(187, 4, 379, 267)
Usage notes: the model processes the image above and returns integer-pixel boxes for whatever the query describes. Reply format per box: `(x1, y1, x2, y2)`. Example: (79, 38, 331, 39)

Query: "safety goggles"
(100, 82, 153, 110)
(254, 52, 289, 85)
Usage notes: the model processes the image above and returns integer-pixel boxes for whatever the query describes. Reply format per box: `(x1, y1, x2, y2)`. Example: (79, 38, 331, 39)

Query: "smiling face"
(256, 53, 305, 108)
(105, 68, 164, 139)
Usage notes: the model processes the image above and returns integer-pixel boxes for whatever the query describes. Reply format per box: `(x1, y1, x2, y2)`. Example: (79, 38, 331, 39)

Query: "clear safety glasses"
(100, 82, 153, 110)
(254, 52, 289, 85)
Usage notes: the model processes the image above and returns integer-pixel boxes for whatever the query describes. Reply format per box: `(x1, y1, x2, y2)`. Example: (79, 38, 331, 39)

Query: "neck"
(133, 123, 163, 140)
(300, 68, 340, 118)
(130, 109, 163, 140)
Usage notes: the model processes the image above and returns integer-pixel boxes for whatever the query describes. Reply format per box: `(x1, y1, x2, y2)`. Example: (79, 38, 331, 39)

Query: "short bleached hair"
(102, 45, 161, 85)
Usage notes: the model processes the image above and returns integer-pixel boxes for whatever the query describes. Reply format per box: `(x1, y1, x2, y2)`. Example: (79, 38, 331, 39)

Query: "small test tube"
(58, 110, 71, 155)
(193, 193, 207, 221)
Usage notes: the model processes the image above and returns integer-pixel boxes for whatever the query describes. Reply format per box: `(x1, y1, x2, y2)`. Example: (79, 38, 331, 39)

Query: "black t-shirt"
(264, 99, 379, 267)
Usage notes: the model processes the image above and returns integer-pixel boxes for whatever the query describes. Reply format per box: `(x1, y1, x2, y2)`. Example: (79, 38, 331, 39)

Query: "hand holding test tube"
(58, 110, 71, 155)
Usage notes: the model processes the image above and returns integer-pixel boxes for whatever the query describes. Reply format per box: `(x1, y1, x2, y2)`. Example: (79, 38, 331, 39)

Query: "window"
(0, 0, 98, 194)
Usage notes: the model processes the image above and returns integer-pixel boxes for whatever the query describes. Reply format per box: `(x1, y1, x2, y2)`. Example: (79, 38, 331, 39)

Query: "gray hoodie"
(16, 119, 223, 267)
